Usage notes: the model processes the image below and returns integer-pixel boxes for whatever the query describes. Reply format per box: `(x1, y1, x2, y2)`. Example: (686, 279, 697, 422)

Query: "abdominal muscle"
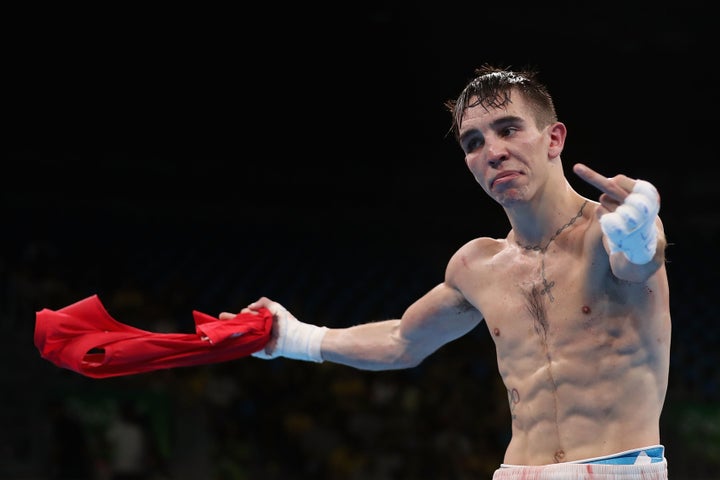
(494, 307, 665, 466)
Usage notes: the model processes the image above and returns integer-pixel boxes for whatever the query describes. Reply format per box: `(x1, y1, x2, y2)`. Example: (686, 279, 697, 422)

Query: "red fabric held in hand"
(34, 295, 272, 379)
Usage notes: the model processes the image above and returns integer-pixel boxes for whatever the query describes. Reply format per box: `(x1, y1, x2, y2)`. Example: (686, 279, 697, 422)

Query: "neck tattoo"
(517, 200, 588, 302)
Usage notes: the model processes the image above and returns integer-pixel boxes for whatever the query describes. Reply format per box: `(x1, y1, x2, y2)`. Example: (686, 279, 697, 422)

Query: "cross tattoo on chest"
(540, 279, 555, 301)
(539, 257, 555, 302)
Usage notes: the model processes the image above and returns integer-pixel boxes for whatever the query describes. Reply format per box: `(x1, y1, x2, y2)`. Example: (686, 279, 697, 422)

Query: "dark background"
(4, 2, 719, 479)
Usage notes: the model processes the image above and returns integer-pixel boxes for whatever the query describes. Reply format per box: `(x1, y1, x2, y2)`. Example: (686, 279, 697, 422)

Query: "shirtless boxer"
(227, 65, 671, 479)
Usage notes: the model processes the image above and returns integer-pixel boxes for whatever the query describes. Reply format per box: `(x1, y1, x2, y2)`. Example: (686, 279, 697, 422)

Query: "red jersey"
(34, 294, 272, 378)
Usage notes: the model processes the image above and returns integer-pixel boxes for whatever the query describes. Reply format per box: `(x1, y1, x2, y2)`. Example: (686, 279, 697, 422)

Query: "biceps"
(399, 284, 482, 353)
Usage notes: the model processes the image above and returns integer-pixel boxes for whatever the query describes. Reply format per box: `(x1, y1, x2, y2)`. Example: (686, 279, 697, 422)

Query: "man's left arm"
(573, 163, 666, 282)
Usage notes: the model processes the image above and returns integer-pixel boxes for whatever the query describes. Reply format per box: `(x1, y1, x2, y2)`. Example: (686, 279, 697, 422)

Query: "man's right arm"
(233, 283, 482, 371)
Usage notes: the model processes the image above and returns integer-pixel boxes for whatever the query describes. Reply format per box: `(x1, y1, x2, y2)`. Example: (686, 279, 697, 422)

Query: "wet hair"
(444, 64, 557, 140)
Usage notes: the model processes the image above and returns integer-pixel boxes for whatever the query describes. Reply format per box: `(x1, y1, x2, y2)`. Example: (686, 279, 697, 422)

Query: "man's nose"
(486, 140, 508, 167)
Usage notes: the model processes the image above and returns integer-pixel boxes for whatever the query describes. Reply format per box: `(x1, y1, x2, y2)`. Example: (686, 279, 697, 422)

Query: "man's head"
(445, 64, 567, 206)
(445, 64, 557, 141)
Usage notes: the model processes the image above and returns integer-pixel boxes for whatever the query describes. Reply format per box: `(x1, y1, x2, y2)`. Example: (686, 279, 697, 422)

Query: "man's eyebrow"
(459, 115, 524, 143)
(491, 115, 524, 129)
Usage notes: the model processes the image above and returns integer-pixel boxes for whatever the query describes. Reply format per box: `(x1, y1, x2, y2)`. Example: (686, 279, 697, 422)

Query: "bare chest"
(473, 247, 594, 346)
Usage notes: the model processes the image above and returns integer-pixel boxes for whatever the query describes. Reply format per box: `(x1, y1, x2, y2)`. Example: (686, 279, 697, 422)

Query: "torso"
(448, 202, 671, 465)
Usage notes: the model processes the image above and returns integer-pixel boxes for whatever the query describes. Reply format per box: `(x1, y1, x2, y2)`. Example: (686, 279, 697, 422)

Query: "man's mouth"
(492, 171, 520, 188)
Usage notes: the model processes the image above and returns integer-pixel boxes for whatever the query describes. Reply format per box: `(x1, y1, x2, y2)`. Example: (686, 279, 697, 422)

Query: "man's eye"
(464, 137, 483, 153)
(500, 127, 518, 137)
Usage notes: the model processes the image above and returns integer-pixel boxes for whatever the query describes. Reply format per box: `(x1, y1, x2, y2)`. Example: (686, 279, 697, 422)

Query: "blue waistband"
(574, 445, 665, 465)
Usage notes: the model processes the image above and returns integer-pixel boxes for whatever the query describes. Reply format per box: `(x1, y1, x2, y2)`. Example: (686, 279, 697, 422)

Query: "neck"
(513, 199, 588, 252)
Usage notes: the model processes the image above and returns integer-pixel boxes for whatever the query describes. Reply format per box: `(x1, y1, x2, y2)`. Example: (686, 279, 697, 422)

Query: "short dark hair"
(445, 64, 557, 140)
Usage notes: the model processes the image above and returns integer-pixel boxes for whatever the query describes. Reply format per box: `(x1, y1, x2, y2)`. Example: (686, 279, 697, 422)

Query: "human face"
(457, 92, 552, 206)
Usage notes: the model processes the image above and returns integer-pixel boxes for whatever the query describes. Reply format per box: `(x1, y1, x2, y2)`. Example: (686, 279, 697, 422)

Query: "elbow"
(391, 344, 432, 370)
(393, 356, 424, 370)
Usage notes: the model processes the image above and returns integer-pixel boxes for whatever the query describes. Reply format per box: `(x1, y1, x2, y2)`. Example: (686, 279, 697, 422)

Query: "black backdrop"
(5, 3, 719, 479)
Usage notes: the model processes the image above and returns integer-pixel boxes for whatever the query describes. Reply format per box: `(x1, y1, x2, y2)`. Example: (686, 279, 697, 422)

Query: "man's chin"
(493, 189, 526, 207)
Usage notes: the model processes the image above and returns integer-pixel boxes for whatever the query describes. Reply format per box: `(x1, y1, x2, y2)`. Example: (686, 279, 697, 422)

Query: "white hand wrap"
(599, 179, 660, 265)
(252, 302, 328, 363)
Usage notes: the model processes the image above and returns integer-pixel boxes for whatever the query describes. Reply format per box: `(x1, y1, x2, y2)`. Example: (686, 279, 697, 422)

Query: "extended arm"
(229, 282, 482, 371)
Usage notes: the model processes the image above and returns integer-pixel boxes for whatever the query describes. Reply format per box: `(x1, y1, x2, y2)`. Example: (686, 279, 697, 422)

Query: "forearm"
(321, 320, 421, 371)
(246, 294, 459, 369)
(247, 298, 421, 369)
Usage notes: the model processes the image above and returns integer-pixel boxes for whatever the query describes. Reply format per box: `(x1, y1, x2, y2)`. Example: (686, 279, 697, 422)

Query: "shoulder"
(433, 236, 507, 321)
(446, 236, 507, 282)
(451, 236, 506, 262)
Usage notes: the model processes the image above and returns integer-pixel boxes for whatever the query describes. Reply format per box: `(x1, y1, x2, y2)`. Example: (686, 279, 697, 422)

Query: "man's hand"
(573, 163, 660, 265)
(220, 297, 327, 362)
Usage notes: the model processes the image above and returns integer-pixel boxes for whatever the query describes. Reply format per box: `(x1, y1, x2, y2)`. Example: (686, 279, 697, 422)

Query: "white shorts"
(492, 445, 668, 480)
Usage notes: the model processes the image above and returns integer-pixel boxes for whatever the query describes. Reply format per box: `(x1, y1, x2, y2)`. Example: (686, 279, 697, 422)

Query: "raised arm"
(227, 282, 482, 371)
(573, 163, 666, 282)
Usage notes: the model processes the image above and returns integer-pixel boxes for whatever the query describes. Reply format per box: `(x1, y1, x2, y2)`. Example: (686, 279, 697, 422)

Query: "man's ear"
(547, 122, 567, 159)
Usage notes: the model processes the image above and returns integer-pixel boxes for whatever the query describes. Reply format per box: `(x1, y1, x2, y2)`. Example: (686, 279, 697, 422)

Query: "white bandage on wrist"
(599, 179, 660, 265)
(252, 303, 328, 363)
